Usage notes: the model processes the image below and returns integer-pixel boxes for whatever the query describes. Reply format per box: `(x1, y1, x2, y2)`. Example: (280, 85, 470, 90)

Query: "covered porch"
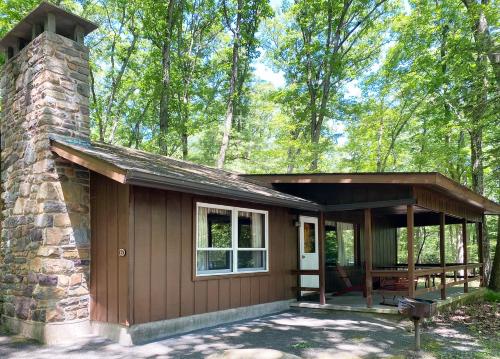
(291, 285, 484, 314)
(246, 173, 500, 309)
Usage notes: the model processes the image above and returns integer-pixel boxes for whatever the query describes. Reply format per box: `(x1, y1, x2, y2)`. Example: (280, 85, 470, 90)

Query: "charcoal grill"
(398, 298, 437, 350)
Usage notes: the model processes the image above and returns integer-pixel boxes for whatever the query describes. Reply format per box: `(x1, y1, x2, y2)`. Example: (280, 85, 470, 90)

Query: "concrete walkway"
(0, 309, 480, 359)
(0, 309, 487, 358)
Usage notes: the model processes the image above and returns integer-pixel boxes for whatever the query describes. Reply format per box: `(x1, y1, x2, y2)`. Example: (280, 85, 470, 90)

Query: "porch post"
(477, 216, 485, 287)
(407, 205, 415, 298)
(364, 208, 373, 308)
(462, 218, 468, 293)
(319, 211, 326, 305)
(354, 224, 359, 267)
(439, 212, 446, 299)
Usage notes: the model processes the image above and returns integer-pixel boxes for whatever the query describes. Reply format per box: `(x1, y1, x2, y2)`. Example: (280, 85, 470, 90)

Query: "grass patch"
(421, 338, 444, 352)
(291, 341, 312, 349)
(484, 289, 500, 303)
(427, 292, 500, 359)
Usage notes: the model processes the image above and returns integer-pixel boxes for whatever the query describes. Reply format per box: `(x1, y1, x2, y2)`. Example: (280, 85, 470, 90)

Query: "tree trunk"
(309, 108, 319, 171)
(217, 0, 242, 169)
(416, 227, 427, 264)
(489, 216, 500, 290)
(158, 0, 176, 154)
(182, 133, 188, 160)
(470, 128, 484, 195)
(462, 0, 500, 87)
(376, 115, 384, 172)
(468, 0, 490, 277)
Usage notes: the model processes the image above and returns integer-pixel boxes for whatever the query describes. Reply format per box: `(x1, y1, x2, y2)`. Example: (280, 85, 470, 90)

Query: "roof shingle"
(50, 135, 321, 211)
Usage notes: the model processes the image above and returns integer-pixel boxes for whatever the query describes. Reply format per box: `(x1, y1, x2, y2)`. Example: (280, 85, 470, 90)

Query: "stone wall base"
(1, 315, 91, 345)
(92, 299, 295, 346)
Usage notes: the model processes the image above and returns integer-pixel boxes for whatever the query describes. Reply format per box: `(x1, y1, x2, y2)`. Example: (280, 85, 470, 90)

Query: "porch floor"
(290, 285, 484, 315)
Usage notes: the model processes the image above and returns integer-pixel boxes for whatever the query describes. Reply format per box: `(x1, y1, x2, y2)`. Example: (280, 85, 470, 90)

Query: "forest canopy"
(0, 0, 498, 270)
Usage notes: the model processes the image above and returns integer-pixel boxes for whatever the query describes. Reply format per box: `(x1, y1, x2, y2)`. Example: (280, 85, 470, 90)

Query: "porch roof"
(244, 173, 500, 215)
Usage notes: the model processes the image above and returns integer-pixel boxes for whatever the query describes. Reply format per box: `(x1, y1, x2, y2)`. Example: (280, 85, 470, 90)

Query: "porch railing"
(371, 263, 483, 298)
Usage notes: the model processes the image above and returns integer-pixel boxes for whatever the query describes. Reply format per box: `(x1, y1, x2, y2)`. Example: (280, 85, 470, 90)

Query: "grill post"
(414, 319, 421, 351)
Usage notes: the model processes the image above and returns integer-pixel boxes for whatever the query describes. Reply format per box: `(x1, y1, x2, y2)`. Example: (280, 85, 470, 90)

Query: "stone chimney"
(0, 2, 97, 343)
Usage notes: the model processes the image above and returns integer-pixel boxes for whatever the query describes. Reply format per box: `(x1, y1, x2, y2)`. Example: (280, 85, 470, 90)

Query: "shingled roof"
(49, 135, 321, 211)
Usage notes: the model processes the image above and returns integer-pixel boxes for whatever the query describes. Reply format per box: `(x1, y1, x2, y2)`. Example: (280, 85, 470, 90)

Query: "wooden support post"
(74, 25, 84, 44)
(462, 219, 468, 293)
(353, 224, 359, 267)
(364, 208, 373, 308)
(12, 38, 21, 56)
(439, 212, 446, 299)
(319, 212, 326, 305)
(296, 217, 301, 301)
(45, 13, 56, 33)
(407, 204, 415, 298)
(32, 23, 42, 40)
(477, 217, 485, 287)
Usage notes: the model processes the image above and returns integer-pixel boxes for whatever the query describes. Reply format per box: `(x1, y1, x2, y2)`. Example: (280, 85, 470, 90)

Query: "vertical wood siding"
(360, 219, 397, 267)
(129, 186, 298, 325)
(90, 173, 130, 325)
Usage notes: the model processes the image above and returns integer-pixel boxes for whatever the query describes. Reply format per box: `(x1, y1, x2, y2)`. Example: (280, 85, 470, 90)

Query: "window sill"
(193, 270, 270, 282)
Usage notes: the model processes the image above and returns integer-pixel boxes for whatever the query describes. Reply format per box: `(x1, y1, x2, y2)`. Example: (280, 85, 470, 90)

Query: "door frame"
(299, 215, 319, 289)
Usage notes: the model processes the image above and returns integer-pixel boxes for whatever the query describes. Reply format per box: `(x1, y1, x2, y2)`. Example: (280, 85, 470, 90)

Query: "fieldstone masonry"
(0, 30, 91, 331)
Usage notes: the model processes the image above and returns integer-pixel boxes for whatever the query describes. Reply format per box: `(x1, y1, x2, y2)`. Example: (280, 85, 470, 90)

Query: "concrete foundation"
(2, 315, 91, 345)
(91, 299, 295, 346)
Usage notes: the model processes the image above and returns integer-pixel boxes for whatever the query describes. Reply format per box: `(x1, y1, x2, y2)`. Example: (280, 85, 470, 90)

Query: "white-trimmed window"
(196, 202, 268, 276)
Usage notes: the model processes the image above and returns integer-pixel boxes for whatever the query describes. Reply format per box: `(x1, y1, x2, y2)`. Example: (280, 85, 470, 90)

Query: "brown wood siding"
(129, 186, 298, 325)
(414, 186, 483, 222)
(90, 172, 130, 325)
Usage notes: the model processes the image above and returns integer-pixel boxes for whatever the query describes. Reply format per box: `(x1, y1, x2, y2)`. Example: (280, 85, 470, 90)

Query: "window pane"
(337, 222, 354, 265)
(238, 211, 265, 248)
(304, 222, 316, 253)
(238, 250, 266, 271)
(197, 250, 232, 273)
(325, 226, 337, 265)
(198, 207, 232, 248)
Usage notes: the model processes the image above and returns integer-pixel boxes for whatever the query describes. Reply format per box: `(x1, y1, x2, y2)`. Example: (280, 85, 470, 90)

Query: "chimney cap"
(0, 1, 98, 51)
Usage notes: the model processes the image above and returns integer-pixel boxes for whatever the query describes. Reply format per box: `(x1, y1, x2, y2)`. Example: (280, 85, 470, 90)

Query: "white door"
(299, 216, 319, 289)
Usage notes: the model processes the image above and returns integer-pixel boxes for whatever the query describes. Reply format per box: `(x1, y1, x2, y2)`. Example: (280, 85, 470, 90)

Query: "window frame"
(195, 202, 269, 277)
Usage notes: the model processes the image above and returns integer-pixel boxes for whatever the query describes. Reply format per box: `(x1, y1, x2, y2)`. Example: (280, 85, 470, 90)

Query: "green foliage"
(291, 341, 312, 349)
(325, 229, 337, 265)
(210, 223, 232, 248)
(484, 289, 500, 303)
(1, 2, 498, 270)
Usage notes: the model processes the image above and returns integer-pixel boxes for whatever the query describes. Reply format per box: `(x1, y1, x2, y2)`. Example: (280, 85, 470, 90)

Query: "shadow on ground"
(0, 309, 490, 358)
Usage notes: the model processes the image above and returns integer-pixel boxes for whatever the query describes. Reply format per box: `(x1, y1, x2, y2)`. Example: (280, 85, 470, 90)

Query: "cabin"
(1, 2, 499, 345)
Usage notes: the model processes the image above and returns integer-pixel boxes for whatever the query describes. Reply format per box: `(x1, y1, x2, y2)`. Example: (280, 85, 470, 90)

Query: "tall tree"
(461, 0, 499, 281)
(265, 0, 390, 171)
(217, 0, 243, 168)
(216, 0, 272, 168)
(159, 0, 177, 154)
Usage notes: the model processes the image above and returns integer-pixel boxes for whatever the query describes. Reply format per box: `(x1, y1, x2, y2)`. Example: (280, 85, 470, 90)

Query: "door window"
(303, 222, 316, 253)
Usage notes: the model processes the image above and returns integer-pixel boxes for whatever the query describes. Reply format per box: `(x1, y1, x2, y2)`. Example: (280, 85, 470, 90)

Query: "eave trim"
(50, 141, 127, 183)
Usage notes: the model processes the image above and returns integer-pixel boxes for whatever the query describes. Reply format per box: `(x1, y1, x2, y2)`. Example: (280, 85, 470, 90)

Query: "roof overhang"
(50, 140, 322, 212)
(244, 173, 500, 215)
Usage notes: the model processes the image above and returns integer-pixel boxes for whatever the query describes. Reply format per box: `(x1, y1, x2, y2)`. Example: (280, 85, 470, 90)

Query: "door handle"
(302, 255, 306, 259)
